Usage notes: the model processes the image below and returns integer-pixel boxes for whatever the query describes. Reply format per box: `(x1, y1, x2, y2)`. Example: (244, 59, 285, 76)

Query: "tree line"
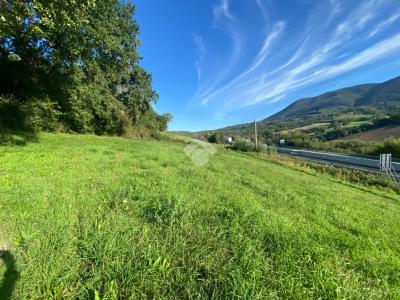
(0, 0, 171, 136)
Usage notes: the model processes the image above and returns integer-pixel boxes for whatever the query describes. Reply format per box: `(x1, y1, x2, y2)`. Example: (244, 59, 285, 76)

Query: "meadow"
(1, 133, 400, 299)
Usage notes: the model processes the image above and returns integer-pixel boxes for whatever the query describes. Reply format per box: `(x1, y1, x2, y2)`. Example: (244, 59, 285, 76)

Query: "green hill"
(269, 83, 376, 120)
(356, 76, 400, 107)
(269, 76, 400, 121)
(1, 133, 400, 298)
(215, 76, 400, 137)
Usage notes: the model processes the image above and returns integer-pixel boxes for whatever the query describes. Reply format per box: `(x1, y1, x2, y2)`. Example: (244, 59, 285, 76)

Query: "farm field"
(1, 133, 400, 299)
(292, 123, 330, 131)
(343, 126, 400, 142)
(341, 121, 373, 129)
(342, 125, 400, 142)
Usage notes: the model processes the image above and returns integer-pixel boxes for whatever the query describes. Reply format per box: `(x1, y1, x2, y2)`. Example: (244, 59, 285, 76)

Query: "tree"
(0, 0, 168, 134)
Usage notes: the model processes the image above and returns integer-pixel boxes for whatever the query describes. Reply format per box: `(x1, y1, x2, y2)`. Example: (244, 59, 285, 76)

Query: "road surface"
(276, 147, 400, 175)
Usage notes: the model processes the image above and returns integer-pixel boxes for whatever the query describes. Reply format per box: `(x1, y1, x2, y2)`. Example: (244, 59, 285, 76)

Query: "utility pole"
(254, 120, 258, 148)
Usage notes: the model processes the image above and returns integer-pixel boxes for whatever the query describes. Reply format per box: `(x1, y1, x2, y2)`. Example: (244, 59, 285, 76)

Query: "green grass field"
(1, 133, 400, 299)
(341, 121, 373, 129)
(292, 123, 330, 131)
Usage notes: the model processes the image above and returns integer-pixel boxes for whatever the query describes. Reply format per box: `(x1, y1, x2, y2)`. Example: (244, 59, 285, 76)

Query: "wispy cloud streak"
(247, 21, 286, 74)
(193, 34, 205, 82)
(368, 11, 400, 38)
(192, 0, 399, 114)
(213, 0, 235, 24)
(192, 0, 242, 105)
(255, 0, 269, 20)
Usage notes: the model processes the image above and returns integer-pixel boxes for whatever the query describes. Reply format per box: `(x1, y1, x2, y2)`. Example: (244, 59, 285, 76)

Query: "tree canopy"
(0, 0, 169, 135)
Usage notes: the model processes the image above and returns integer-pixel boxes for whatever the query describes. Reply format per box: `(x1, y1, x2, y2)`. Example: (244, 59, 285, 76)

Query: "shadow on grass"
(0, 251, 19, 300)
(0, 131, 38, 146)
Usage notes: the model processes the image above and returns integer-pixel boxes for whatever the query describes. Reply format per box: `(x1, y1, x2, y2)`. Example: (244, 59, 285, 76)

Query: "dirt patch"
(0, 225, 10, 252)
(342, 125, 400, 142)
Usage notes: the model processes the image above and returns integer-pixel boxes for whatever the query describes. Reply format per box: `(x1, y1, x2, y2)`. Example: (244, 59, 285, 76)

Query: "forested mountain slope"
(214, 76, 400, 137)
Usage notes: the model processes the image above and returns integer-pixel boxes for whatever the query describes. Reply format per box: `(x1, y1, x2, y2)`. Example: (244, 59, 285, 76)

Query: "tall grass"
(0, 133, 399, 298)
(254, 151, 400, 194)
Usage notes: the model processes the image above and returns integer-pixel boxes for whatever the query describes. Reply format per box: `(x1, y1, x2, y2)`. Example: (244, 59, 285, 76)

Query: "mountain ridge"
(211, 75, 400, 136)
(266, 83, 378, 121)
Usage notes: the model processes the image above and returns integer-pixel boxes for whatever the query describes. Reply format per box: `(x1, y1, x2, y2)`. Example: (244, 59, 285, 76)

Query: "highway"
(276, 147, 400, 174)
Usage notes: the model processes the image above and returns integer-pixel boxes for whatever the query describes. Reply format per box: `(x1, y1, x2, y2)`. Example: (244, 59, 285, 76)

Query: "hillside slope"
(1, 133, 400, 298)
(268, 76, 400, 121)
(269, 83, 376, 120)
(342, 125, 400, 141)
(214, 75, 400, 137)
(356, 76, 400, 107)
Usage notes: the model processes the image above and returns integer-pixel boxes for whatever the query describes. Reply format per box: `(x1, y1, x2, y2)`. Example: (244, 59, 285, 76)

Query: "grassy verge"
(250, 151, 400, 195)
(0, 133, 400, 299)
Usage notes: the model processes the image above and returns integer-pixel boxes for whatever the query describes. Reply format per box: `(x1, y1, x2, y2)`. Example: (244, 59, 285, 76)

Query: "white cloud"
(368, 11, 400, 38)
(196, 26, 242, 105)
(321, 0, 380, 54)
(247, 32, 400, 106)
(329, 0, 341, 16)
(317, 32, 400, 79)
(255, 0, 269, 19)
(191, 0, 397, 115)
(247, 21, 286, 73)
(192, 0, 243, 104)
(196, 21, 285, 106)
(193, 34, 205, 54)
(193, 34, 205, 82)
(213, 0, 235, 24)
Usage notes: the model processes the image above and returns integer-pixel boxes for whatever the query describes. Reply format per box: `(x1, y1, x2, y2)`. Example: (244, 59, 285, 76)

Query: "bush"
(21, 97, 61, 132)
(207, 132, 224, 144)
(328, 140, 377, 155)
(232, 140, 254, 152)
(254, 143, 268, 152)
(0, 95, 21, 130)
(116, 111, 133, 136)
(370, 138, 400, 158)
(232, 140, 269, 153)
(0, 95, 61, 133)
(125, 125, 160, 139)
(124, 109, 172, 138)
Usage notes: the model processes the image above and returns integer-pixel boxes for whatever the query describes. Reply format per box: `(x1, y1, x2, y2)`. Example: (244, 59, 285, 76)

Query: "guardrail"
(277, 147, 400, 172)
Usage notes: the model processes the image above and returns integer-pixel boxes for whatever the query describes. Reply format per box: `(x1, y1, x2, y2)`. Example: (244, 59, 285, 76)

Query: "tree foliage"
(0, 0, 168, 134)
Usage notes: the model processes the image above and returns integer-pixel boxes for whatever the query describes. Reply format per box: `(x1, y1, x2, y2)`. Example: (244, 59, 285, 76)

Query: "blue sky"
(135, 0, 400, 131)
